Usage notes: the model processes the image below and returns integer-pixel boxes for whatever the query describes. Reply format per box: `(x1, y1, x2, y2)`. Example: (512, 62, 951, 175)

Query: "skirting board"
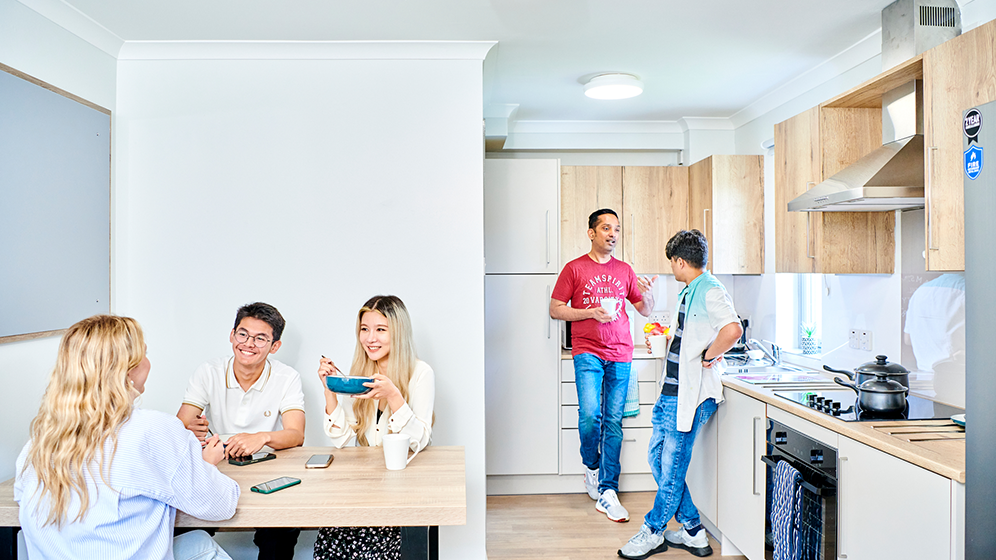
(486, 473, 657, 496)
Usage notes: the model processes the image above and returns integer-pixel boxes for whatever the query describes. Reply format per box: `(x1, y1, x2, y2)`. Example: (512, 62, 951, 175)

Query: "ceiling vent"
(919, 5, 957, 27)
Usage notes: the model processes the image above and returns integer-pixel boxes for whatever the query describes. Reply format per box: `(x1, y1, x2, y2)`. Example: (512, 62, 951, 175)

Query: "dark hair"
(665, 230, 709, 269)
(234, 302, 286, 342)
(588, 208, 619, 230)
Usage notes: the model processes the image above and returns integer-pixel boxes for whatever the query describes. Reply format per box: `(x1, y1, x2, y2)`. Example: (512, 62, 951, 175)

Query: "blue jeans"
(573, 353, 631, 493)
(644, 395, 717, 534)
(173, 530, 233, 560)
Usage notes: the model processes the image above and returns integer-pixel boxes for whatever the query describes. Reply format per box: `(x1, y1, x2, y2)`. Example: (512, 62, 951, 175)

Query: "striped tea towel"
(623, 367, 639, 417)
(772, 459, 804, 560)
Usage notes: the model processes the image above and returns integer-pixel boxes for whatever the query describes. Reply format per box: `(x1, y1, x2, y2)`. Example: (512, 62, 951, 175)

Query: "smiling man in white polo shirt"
(177, 301, 305, 560)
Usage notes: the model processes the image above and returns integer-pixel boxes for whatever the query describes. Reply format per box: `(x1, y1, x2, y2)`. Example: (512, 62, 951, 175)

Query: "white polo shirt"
(182, 357, 305, 435)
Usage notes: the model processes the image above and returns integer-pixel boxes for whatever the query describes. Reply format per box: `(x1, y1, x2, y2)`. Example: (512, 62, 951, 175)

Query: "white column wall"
(114, 55, 486, 558)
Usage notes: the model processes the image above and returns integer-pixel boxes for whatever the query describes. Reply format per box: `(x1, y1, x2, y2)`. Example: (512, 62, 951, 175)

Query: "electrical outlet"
(650, 311, 671, 325)
(859, 330, 872, 351)
(848, 329, 860, 349)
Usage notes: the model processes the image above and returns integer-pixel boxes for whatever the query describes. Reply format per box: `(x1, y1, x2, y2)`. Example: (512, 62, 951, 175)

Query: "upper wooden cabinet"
(689, 155, 764, 274)
(560, 166, 623, 265)
(774, 107, 896, 273)
(621, 167, 688, 273)
(923, 20, 996, 271)
(561, 166, 687, 274)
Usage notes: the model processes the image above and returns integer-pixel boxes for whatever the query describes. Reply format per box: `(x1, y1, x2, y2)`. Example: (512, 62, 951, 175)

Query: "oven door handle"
(760, 454, 837, 497)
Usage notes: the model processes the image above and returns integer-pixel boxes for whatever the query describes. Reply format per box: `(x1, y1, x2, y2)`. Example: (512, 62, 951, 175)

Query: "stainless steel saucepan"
(824, 354, 910, 389)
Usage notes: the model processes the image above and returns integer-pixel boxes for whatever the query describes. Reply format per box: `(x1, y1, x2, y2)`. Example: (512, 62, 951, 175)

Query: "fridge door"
(484, 159, 559, 274)
(485, 274, 560, 475)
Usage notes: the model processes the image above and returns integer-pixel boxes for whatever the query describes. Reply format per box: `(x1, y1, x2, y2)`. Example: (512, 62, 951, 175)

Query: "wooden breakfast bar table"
(0, 446, 466, 560)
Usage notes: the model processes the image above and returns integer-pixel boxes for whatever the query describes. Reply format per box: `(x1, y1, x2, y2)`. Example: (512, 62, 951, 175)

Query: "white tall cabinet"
(484, 159, 561, 476)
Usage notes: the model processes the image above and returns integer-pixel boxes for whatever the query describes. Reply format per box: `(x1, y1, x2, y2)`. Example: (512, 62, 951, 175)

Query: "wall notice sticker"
(966, 144, 983, 180)
(965, 108, 983, 144)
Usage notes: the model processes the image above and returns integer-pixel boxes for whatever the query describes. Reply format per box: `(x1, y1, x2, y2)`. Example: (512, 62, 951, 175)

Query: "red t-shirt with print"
(552, 254, 642, 362)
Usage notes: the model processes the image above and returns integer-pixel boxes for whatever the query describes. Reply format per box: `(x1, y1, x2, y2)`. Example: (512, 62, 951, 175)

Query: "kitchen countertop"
(561, 344, 660, 360)
(722, 375, 966, 483)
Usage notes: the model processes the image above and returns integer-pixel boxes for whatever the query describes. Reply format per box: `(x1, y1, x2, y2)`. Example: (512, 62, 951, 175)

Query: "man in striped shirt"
(620, 230, 741, 559)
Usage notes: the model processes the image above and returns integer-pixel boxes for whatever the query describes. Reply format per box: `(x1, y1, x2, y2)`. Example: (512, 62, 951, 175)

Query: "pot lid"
(858, 374, 909, 394)
(855, 355, 909, 375)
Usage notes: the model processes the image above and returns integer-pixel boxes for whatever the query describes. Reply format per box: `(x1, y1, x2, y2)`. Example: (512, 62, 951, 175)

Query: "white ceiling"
(61, 0, 899, 122)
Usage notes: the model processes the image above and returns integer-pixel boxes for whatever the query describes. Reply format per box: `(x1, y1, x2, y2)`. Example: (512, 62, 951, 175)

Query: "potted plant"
(801, 322, 819, 355)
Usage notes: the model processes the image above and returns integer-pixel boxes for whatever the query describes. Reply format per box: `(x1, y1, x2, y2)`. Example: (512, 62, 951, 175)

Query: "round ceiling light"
(583, 73, 644, 100)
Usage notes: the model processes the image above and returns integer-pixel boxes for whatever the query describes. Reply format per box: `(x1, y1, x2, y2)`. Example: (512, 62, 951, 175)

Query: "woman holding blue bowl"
(315, 294, 435, 559)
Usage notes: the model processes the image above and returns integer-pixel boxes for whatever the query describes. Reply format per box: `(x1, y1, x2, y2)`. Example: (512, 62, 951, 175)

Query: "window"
(775, 273, 823, 351)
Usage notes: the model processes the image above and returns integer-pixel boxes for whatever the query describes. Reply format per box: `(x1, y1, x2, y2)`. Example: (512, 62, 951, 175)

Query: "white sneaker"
(663, 527, 712, 557)
(618, 524, 666, 559)
(595, 489, 630, 522)
(584, 467, 599, 500)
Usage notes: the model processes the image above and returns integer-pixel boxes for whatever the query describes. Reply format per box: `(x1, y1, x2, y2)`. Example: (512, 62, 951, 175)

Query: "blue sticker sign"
(966, 145, 984, 180)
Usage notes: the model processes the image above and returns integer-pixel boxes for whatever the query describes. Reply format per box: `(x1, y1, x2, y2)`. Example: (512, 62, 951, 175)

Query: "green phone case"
(251, 477, 301, 494)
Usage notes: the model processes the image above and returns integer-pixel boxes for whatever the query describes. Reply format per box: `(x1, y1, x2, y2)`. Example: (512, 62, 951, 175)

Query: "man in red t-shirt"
(550, 209, 657, 523)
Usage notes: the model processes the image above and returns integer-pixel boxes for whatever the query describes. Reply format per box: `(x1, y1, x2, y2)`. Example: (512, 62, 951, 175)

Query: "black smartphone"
(305, 453, 334, 468)
(250, 476, 301, 494)
(228, 451, 277, 466)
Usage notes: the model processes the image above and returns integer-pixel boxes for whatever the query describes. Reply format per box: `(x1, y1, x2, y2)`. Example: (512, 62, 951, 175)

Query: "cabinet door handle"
(805, 182, 816, 259)
(623, 437, 637, 443)
(630, 213, 636, 266)
(838, 456, 847, 559)
(752, 416, 761, 495)
(545, 210, 551, 266)
(546, 285, 552, 339)
(927, 146, 940, 251)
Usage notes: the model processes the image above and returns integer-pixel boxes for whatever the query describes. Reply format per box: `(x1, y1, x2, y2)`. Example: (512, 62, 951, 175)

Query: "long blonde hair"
(24, 315, 145, 527)
(350, 295, 418, 446)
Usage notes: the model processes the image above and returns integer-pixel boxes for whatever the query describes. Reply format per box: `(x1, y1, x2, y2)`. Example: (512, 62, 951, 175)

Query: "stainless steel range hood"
(788, 0, 960, 213)
(787, 134, 925, 212)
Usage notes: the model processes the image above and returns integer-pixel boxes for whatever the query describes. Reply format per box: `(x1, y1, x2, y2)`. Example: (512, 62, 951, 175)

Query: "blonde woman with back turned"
(14, 315, 240, 560)
(315, 295, 435, 559)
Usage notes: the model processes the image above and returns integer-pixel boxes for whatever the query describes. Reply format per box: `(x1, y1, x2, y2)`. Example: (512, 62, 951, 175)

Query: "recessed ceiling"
(60, 0, 896, 122)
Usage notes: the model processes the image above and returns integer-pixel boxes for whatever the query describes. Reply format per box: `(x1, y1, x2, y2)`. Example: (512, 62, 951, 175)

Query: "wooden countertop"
(0, 446, 467, 528)
(723, 378, 966, 483)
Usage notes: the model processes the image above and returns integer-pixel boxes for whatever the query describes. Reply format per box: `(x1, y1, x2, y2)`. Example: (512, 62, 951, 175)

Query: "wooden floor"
(487, 491, 739, 560)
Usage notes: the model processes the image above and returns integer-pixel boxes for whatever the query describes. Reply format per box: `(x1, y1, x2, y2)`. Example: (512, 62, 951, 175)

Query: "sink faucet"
(748, 339, 781, 365)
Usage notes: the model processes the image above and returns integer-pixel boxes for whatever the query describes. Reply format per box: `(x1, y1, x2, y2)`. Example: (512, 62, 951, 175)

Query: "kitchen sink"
(727, 364, 809, 375)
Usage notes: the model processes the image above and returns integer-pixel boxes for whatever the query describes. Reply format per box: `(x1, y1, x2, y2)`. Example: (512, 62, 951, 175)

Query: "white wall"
(111, 47, 488, 558)
(0, 0, 116, 481)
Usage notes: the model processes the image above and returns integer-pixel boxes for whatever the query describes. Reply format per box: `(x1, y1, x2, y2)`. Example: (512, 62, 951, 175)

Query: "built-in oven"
(762, 419, 837, 560)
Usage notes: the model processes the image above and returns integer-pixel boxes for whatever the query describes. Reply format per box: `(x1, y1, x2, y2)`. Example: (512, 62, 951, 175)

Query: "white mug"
(383, 433, 420, 470)
(648, 334, 668, 358)
(600, 297, 620, 318)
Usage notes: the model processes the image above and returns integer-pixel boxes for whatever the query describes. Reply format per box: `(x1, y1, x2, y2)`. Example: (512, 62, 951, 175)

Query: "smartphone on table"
(251, 476, 301, 494)
(305, 454, 334, 468)
(228, 451, 277, 466)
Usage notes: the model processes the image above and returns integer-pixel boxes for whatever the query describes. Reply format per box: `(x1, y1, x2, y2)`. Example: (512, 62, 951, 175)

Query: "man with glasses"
(177, 301, 305, 560)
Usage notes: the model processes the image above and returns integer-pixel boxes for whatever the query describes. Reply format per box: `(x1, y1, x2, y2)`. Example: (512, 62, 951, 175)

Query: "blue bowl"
(325, 376, 373, 395)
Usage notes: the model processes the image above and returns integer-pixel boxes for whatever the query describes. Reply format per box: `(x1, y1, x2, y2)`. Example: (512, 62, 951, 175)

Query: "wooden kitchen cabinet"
(689, 155, 764, 274)
(560, 166, 623, 266)
(561, 165, 687, 274)
(716, 389, 767, 560)
(774, 107, 895, 273)
(621, 166, 689, 273)
(923, 19, 996, 271)
(837, 436, 951, 560)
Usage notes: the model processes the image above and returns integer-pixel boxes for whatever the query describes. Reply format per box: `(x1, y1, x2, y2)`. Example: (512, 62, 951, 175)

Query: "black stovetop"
(774, 390, 964, 422)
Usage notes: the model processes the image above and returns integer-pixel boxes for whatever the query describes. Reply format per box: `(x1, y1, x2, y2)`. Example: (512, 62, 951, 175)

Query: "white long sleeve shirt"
(15, 409, 240, 560)
(324, 360, 434, 452)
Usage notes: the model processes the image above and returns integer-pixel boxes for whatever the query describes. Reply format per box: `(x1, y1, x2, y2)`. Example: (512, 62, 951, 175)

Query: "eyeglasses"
(234, 330, 272, 347)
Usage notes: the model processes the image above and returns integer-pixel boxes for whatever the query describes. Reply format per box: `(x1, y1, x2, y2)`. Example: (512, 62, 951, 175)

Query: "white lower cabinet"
(560, 357, 661, 476)
(686, 403, 718, 524)
(484, 275, 560, 475)
(837, 436, 951, 560)
(716, 389, 766, 560)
